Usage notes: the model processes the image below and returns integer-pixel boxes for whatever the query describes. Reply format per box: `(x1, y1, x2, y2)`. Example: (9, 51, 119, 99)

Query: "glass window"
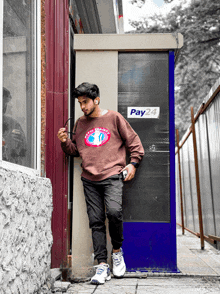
(2, 0, 37, 168)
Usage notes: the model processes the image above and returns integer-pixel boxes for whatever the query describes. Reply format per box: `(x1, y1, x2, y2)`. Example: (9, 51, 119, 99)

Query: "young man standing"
(57, 82, 144, 285)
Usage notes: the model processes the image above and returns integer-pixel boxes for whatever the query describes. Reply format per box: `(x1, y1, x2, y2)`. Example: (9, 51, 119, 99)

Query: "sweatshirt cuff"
(61, 137, 70, 147)
(61, 141, 67, 147)
(130, 158, 140, 164)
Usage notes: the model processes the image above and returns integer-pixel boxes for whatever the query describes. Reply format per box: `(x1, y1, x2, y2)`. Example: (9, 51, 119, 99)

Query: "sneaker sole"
(113, 274, 125, 279)
(113, 266, 126, 278)
(91, 279, 104, 285)
(91, 275, 111, 285)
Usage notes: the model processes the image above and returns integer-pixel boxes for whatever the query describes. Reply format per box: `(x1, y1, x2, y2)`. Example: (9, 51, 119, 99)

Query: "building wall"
(0, 0, 54, 293)
(0, 166, 53, 294)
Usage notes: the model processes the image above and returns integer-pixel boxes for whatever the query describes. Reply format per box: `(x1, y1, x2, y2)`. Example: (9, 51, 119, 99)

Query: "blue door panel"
(118, 51, 177, 272)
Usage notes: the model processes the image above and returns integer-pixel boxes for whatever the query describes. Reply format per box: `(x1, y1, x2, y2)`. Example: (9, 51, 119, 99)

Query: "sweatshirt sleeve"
(60, 120, 80, 157)
(61, 136, 79, 157)
(116, 113, 145, 163)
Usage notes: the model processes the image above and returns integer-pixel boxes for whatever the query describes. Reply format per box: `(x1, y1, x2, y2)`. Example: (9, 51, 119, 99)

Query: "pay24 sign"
(127, 107, 160, 119)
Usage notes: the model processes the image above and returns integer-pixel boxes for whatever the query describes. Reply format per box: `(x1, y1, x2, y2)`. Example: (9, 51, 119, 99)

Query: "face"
(78, 96, 97, 117)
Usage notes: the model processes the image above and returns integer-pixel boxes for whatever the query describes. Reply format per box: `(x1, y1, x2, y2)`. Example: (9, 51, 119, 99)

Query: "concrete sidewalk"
(44, 227, 220, 293)
(65, 277, 220, 293)
(176, 227, 220, 276)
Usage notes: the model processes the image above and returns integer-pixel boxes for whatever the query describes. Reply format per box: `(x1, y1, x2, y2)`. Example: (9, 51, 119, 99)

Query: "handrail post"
(191, 107, 204, 249)
(176, 129, 185, 235)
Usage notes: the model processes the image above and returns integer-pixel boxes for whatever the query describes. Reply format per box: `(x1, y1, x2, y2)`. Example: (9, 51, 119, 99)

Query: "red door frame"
(45, 0, 69, 268)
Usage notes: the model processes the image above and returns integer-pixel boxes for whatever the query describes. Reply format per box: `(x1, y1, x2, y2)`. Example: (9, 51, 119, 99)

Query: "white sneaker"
(91, 264, 111, 285)
(112, 248, 126, 278)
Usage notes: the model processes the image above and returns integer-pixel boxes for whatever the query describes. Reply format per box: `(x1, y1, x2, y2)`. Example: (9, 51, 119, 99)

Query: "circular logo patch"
(84, 128, 111, 147)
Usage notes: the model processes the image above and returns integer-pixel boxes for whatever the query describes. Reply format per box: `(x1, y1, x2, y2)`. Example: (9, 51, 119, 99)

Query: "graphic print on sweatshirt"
(84, 128, 111, 147)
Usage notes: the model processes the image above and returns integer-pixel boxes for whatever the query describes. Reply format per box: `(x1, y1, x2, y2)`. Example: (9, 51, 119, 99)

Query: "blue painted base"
(123, 222, 178, 273)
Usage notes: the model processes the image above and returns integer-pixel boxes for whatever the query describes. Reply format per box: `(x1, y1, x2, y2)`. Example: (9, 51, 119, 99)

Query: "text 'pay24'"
(127, 107, 160, 119)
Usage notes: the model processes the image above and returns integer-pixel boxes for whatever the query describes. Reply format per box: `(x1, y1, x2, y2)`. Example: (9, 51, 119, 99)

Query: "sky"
(153, 0, 165, 7)
(122, 0, 192, 32)
(122, 0, 166, 31)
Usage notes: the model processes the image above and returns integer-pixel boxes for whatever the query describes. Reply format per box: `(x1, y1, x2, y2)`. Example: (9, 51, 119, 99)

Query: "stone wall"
(0, 167, 53, 294)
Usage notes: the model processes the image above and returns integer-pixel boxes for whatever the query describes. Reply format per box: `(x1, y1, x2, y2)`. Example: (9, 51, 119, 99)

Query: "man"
(2, 87, 27, 164)
(57, 82, 144, 285)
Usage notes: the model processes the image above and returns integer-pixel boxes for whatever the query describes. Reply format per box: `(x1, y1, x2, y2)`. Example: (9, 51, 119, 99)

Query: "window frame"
(0, 0, 41, 176)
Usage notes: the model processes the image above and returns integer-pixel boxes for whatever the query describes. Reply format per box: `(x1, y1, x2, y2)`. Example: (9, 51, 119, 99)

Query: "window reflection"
(2, 0, 36, 167)
(3, 87, 27, 164)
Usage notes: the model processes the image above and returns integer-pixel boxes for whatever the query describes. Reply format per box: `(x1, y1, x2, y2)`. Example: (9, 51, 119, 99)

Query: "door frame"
(45, 0, 69, 268)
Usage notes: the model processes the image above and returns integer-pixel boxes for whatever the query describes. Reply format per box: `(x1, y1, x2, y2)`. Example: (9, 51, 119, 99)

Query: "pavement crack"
(91, 285, 99, 293)
(135, 281, 138, 294)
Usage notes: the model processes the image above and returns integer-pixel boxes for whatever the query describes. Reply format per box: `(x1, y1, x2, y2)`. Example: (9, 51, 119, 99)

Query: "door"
(118, 51, 177, 272)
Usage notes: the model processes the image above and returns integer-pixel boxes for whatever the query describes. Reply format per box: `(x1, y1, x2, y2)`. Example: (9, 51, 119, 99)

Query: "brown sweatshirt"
(61, 110, 144, 181)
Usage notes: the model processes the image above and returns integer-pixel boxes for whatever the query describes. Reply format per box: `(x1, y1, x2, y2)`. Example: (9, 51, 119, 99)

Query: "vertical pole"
(169, 51, 177, 270)
(169, 51, 178, 271)
(191, 107, 204, 249)
(204, 114, 217, 237)
(176, 129, 185, 235)
(45, 0, 69, 268)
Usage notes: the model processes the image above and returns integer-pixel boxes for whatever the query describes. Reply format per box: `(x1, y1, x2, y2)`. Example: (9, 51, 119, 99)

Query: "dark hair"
(3, 87, 12, 103)
(73, 82, 100, 100)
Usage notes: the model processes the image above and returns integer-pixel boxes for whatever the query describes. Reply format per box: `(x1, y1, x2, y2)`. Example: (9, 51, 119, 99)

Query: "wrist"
(130, 162, 139, 168)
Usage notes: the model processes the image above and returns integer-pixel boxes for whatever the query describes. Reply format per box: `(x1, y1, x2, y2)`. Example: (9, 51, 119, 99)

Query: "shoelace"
(112, 252, 122, 266)
(94, 264, 108, 275)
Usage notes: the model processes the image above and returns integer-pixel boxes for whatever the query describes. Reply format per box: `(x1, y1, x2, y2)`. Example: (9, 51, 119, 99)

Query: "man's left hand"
(121, 164, 136, 181)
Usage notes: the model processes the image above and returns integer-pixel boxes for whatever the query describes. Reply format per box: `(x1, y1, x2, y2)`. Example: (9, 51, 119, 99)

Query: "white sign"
(127, 107, 160, 119)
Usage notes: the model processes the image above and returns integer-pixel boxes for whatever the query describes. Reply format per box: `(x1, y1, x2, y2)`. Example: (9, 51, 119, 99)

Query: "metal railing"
(175, 78, 220, 250)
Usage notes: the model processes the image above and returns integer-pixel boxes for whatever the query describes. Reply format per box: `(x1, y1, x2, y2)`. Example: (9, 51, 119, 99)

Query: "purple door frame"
(45, 0, 69, 268)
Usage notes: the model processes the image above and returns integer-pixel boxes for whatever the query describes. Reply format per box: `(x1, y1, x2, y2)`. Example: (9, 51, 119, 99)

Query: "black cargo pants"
(81, 174, 124, 264)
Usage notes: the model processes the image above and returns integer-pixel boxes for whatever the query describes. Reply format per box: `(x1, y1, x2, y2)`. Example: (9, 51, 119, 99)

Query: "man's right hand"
(57, 128, 68, 143)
